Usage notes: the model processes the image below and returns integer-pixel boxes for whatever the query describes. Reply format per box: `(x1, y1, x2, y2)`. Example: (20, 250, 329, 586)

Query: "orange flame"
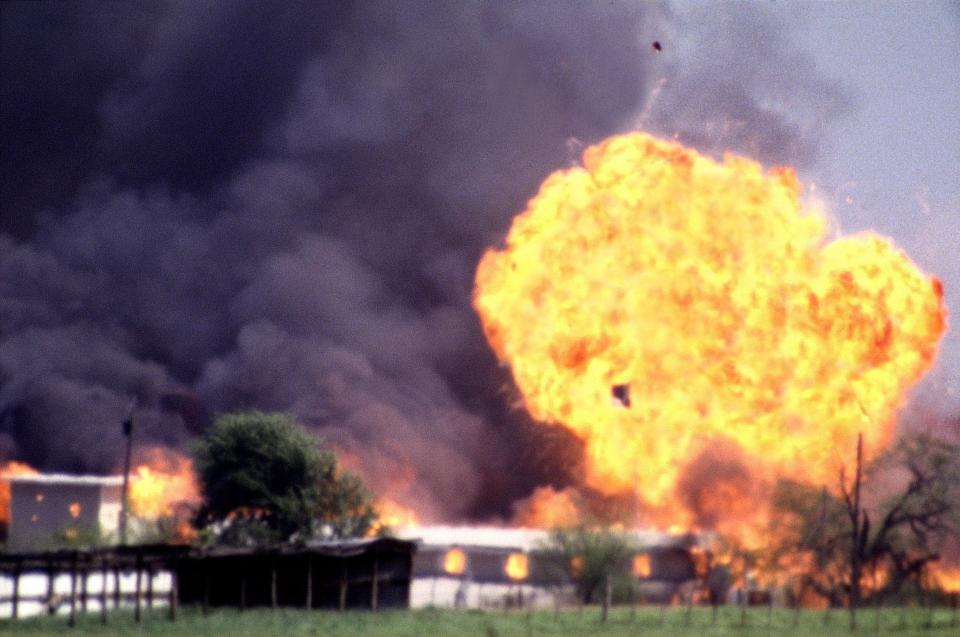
(128, 448, 199, 518)
(474, 132, 946, 541)
(512, 485, 580, 527)
(932, 565, 960, 593)
(0, 461, 39, 523)
(375, 498, 420, 529)
(443, 548, 467, 575)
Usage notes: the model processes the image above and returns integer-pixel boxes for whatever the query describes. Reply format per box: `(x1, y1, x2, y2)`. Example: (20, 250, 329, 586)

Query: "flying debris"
(652, 41, 662, 52)
(611, 384, 631, 408)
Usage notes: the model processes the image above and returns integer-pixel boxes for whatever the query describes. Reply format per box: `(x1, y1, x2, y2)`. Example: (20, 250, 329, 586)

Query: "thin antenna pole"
(119, 400, 136, 545)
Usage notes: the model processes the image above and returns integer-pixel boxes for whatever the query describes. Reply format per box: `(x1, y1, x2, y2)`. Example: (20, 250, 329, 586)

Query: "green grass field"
(2, 606, 958, 637)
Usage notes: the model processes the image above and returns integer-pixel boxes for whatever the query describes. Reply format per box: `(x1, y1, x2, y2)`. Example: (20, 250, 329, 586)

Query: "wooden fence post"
(80, 567, 88, 614)
(371, 556, 379, 611)
(146, 563, 154, 610)
(100, 556, 109, 625)
(69, 552, 78, 627)
(112, 565, 121, 609)
(305, 554, 313, 610)
(271, 556, 278, 610)
(46, 558, 55, 616)
(168, 558, 178, 622)
(202, 560, 210, 616)
(338, 559, 348, 611)
(134, 550, 143, 623)
(11, 561, 20, 620)
(239, 571, 246, 612)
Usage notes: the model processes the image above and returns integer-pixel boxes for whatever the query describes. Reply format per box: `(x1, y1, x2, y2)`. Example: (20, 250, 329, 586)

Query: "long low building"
(395, 526, 701, 608)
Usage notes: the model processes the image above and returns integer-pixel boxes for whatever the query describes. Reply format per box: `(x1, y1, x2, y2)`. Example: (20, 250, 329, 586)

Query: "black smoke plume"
(0, 1, 846, 520)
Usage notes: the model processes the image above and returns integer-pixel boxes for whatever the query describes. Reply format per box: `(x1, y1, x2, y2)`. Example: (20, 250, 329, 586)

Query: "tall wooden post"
(112, 566, 121, 609)
(202, 561, 210, 616)
(239, 573, 246, 612)
(134, 551, 143, 623)
(146, 563, 154, 610)
(69, 552, 78, 627)
(168, 558, 178, 622)
(848, 432, 864, 632)
(371, 556, 379, 611)
(271, 557, 278, 610)
(80, 568, 88, 613)
(46, 558, 55, 616)
(119, 414, 134, 545)
(100, 556, 109, 625)
(12, 561, 20, 620)
(338, 560, 348, 611)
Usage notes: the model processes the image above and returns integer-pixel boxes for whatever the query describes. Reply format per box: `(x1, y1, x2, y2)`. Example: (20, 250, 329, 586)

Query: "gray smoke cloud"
(1, 1, 848, 519)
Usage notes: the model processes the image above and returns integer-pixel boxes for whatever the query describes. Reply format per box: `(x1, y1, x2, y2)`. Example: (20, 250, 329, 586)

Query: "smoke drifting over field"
(0, 1, 882, 520)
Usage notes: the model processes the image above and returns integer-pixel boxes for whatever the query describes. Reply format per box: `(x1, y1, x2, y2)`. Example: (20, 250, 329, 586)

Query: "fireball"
(474, 132, 945, 535)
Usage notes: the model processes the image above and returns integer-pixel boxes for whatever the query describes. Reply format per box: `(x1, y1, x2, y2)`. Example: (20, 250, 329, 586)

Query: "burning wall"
(404, 525, 698, 608)
(4, 474, 123, 550)
(1, 451, 199, 546)
(474, 132, 946, 540)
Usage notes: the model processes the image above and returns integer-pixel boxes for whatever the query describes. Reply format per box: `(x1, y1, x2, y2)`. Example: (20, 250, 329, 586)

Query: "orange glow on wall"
(505, 552, 530, 580)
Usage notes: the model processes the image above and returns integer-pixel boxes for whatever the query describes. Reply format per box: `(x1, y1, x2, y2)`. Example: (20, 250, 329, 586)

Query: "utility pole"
(119, 405, 135, 545)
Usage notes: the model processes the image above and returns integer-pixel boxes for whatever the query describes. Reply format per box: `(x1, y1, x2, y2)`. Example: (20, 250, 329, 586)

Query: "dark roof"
(0, 538, 416, 572)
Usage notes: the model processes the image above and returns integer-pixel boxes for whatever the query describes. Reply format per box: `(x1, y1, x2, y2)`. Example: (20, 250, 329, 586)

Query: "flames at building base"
(474, 131, 946, 543)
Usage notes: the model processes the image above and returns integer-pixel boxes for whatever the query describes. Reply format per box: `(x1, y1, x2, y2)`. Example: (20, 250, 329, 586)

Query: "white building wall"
(5, 476, 124, 551)
(9, 483, 102, 551)
(98, 484, 122, 542)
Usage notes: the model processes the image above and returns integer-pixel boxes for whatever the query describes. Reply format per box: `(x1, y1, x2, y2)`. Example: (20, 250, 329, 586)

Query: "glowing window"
(443, 548, 467, 575)
(504, 552, 529, 581)
(632, 554, 651, 578)
(570, 556, 584, 578)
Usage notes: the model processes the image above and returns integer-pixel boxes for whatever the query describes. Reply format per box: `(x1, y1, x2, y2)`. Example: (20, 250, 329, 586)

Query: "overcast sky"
(1, 1, 957, 519)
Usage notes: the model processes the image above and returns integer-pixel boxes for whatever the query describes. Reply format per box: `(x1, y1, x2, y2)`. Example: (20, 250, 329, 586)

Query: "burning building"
(399, 526, 700, 608)
(3, 474, 124, 551)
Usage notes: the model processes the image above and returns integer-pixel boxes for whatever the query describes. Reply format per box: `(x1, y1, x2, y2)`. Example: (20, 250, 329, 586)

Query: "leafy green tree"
(544, 525, 641, 620)
(192, 411, 376, 545)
